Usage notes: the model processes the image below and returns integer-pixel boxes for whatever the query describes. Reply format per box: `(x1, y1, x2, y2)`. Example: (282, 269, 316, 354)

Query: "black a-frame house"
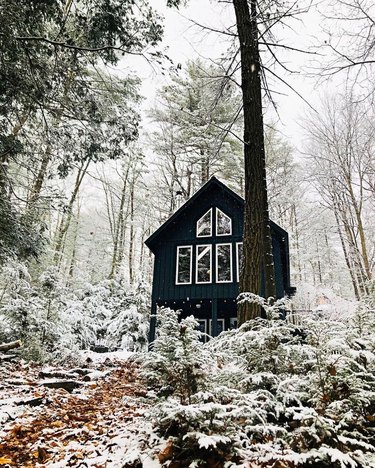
(145, 177, 294, 342)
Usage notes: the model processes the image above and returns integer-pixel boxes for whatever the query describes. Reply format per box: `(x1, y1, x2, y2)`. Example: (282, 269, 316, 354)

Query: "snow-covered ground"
(0, 351, 164, 467)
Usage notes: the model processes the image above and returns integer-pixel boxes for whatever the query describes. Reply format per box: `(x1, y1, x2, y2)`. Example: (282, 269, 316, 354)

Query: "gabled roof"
(145, 176, 287, 252)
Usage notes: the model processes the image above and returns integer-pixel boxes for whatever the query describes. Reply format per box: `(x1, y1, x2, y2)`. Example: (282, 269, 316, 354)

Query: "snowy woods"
(1, 0, 375, 466)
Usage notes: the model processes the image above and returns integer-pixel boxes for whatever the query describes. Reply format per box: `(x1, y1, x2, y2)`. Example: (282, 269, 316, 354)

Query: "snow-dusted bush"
(106, 281, 150, 351)
(0, 262, 151, 360)
(141, 296, 375, 467)
(0, 262, 72, 360)
(142, 307, 212, 404)
(107, 303, 148, 351)
(70, 279, 150, 351)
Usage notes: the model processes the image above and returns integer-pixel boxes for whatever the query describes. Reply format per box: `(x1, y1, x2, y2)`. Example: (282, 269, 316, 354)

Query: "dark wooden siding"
(148, 178, 292, 303)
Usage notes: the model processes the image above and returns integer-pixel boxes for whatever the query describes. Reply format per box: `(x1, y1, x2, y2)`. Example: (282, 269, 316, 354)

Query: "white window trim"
(209, 318, 225, 335)
(197, 319, 209, 343)
(196, 244, 212, 284)
(230, 317, 238, 329)
(216, 243, 233, 283)
(216, 208, 232, 236)
(176, 245, 192, 285)
(197, 319, 207, 334)
(236, 242, 243, 282)
(196, 208, 212, 238)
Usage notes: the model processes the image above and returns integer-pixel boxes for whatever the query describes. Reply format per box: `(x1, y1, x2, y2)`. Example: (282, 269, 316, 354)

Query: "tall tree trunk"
(291, 204, 303, 282)
(347, 184, 372, 282)
(128, 182, 135, 284)
(109, 164, 130, 279)
(140, 226, 150, 269)
(333, 201, 361, 300)
(339, 198, 369, 296)
(1, 113, 29, 195)
(53, 158, 91, 266)
(200, 150, 209, 183)
(186, 167, 192, 197)
(68, 203, 80, 280)
(233, 0, 276, 324)
(28, 149, 51, 207)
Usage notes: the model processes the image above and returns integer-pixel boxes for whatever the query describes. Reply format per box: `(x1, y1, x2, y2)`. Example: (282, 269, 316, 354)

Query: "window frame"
(209, 318, 225, 336)
(229, 317, 238, 329)
(196, 244, 212, 284)
(216, 208, 232, 236)
(197, 319, 208, 334)
(175, 245, 193, 285)
(196, 208, 213, 238)
(236, 242, 243, 282)
(215, 243, 233, 283)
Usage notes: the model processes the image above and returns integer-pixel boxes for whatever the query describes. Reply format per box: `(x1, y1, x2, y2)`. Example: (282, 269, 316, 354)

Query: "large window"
(176, 246, 192, 284)
(197, 209, 212, 237)
(216, 243, 232, 283)
(196, 245, 212, 283)
(216, 208, 232, 236)
(236, 242, 243, 282)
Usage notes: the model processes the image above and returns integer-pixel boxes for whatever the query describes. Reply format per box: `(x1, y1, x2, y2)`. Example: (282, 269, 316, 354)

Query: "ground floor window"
(176, 246, 192, 284)
(196, 244, 212, 283)
(195, 318, 226, 338)
(209, 318, 225, 336)
(229, 317, 238, 329)
(176, 242, 242, 285)
(216, 243, 232, 283)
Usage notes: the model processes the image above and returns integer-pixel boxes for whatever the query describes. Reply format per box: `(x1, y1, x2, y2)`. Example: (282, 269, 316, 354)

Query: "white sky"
(112, 0, 343, 153)
(79, 0, 348, 213)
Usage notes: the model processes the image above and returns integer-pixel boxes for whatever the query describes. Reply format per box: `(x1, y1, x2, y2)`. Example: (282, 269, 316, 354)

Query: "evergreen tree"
(0, 0, 163, 263)
(149, 58, 242, 216)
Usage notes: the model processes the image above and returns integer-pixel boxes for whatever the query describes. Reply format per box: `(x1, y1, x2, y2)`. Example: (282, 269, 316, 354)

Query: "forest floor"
(0, 352, 160, 467)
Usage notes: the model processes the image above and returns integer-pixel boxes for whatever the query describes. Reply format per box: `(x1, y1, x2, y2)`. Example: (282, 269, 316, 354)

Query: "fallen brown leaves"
(0, 359, 146, 467)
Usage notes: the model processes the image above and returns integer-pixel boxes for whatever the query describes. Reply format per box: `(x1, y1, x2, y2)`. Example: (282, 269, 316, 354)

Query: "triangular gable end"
(145, 176, 244, 253)
(145, 176, 288, 253)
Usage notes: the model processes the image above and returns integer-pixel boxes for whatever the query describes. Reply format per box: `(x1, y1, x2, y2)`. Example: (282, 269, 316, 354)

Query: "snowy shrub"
(141, 296, 375, 467)
(0, 263, 151, 360)
(142, 308, 212, 404)
(106, 281, 150, 351)
(107, 303, 148, 351)
(0, 262, 73, 360)
(65, 279, 150, 351)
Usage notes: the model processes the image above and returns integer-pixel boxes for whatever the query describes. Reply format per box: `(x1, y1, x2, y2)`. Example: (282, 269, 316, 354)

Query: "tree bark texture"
(233, 0, 276, 324)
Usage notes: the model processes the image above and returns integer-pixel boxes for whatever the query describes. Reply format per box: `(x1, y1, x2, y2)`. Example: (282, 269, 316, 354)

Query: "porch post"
(211, 298, 218, 337)
(148, 301, 157, 349)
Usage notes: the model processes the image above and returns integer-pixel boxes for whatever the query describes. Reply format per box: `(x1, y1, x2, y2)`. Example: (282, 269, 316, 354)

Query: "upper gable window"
(197, 209, 212, 237)
(216, 208, 232, 236)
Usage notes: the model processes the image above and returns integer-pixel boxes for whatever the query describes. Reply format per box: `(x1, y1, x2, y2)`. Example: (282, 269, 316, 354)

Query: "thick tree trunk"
(233, 0, 276, 324)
